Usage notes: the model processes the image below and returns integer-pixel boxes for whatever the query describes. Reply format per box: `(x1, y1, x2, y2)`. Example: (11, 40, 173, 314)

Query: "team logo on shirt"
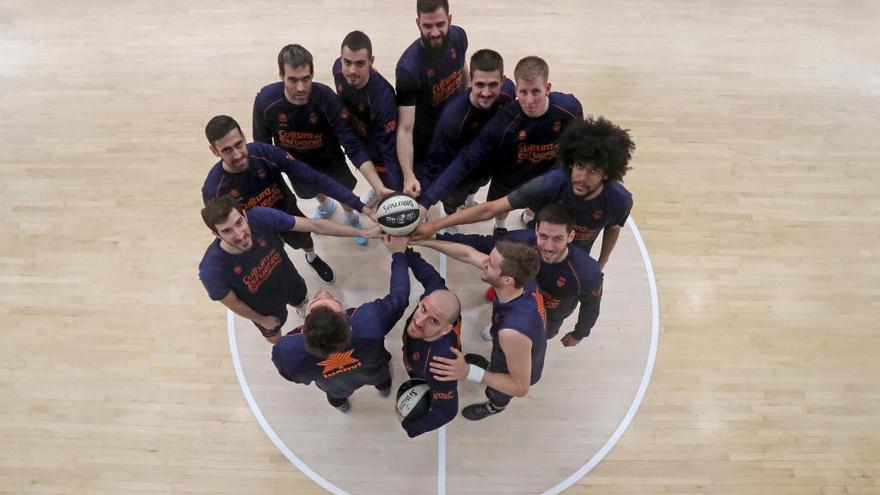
(228, 188, 240, 198)
(234, 266, 243, 275)
(426, 67, 435, 78)
(286, 153, 295, 161)
(557, 276, 567, 288)
(337, 83, 343, 92)
(385, 120, 397, 133)
(278, 113, 287, 123)
(358, 103, 366, 113)
(573, 225, 598, 241)
(450, 48, 457, 60)
(553, 121, 562, 133)
(433, 390, 454, 400)
(318, 349, 362, 378)
(309, 112, 318, 124)
(592, 210, 603, 220)
(519, 130, 527, 140)
(257, 168, 267, 179)
(258, 238, 267, 247)
(411, 352, 420, 362)
(340, 107, 350, 119)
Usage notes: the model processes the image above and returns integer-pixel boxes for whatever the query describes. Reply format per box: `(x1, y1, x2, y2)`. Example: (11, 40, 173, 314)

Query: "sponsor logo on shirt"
(541, 290, 562, 310)
(573, 224, 599, 241)
(243, 250, 282, 293)
(279, 130, 323, 150)
(318, 349, 363, 378)
(431, 69, 462, 106)
(433, 390, 454, 400)
(556, 276, 567, 288)
(242, 186, 285, 209)
(516, 142, 558, 164)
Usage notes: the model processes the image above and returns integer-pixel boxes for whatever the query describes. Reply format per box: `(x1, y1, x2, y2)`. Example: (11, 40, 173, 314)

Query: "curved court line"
(228, 217, 659, 495)
(541, 217, 660, 494)
(226, 310, 351, 495)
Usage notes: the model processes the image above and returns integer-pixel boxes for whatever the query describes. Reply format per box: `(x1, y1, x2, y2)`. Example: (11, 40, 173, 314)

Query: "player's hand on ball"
(364, 224, 383, 239)
(375, 186, 395, 204)
(404, 175, 421, 198)
(561, 333, 581, 347)
(383, 233, 408, 253)
(429, 347, 469, 381)
(362, 206, 378, 223)
(410, 221, 438, 241)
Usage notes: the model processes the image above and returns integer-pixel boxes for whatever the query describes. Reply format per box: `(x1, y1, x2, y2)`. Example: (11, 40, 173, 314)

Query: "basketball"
(396, 378, 432, 420)
(376, 193, 421, 236)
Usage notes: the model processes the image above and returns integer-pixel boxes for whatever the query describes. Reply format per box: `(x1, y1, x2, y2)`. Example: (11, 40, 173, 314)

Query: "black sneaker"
(335, 399, 351, 413)
(307, 254, 335, 284)
(464, 353, 489, 369)
(462, 401, 504, 421)
(493, 226, 508, 236)
(378, 386, 391, 398)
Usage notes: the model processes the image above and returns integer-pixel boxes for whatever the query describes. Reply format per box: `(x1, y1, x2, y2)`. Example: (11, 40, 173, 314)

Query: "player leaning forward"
(419, 238, 546, 420)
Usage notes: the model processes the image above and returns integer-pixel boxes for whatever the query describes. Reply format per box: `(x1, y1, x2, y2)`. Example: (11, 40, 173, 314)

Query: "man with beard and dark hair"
(413, 116, 634, 270)
(395, 0, 469, 198)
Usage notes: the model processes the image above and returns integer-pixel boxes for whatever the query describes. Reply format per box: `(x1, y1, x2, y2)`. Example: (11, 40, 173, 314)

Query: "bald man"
(398, 248, 462, 437)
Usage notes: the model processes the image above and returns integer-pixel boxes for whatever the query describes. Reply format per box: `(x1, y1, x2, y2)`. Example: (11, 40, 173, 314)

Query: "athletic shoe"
(347, 215, 368, 246)
(335, 399, 351, 413)
(464, 353, 489, 369)
(307, 254, 335, 284)
(480, 323, 492, 342)
(295, 304, 306, 319)
(360, 189, 377, 208)
(313, 199, 338, 219)
(493, 226, 508, 236)
(463, 197, 480, 209)
(462, 401, 504, 421)
(378, 386, 391, 398)
(520, 210, 533, 226)
(441, 225, 461, 236)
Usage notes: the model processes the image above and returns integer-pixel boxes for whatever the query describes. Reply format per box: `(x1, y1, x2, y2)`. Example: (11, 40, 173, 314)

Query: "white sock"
(346, 210, 359, 222)
(305, 251, 317, 262)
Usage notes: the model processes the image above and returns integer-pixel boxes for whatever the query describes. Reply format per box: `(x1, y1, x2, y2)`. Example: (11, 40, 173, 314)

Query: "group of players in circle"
(198, 0, 635, 437)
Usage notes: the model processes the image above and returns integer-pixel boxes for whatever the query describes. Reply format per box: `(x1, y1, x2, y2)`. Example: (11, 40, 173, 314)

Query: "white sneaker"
(441, 225, 461, 236)
(481, 323, 492, 342)
(296, 304, 306, 319)
(360, 189, 377, 208)
(463, 196, 480, 209)
(520, 210, 533, 226)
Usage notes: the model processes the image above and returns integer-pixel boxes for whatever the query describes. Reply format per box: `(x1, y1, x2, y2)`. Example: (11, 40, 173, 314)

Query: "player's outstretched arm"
(292, 216, 381, 239)
(219, 291, 280, 342)
(410, 196, 514, 240)
(357, 161, 395, 202)
(413, 238, 486, 270)
(396, 105, 420, 197)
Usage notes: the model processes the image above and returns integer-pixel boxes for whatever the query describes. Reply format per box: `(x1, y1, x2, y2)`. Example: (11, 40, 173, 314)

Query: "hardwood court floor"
(1, 1, 878, 494)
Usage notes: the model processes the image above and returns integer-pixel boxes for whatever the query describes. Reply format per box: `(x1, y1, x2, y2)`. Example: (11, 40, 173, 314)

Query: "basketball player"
(420, 239, 545, 420)
(198, 196, 375, 344)
(414, 116, 634, 270)
(271, 235, 412, 413)
(436, 203, 603, 345)
(253, 44, 385, 245)
(425, 48, 515, 229)
(396, 0, 469, 197)
(202, 115, 372, 283)
(398, 249, 462, 436)
(332, 31, 402, 205)
(416, 56, 583, 234)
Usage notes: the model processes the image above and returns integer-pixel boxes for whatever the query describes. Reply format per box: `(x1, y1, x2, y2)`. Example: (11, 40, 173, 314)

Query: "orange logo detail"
(556, 276, 566, 288)
(257, 168, 267, 179)
(450, 48, 457, 60)
(412, 352, 420, 362)
(258, 238, 267, 247)
(286, 153, 295, 161)
(433, 390, 454, 400)
(229, 188, 239, 198)
(426, 67, 435, 78)
(384, 120, 398, 133)
(318, 349, 361, 376)
(337, 84, 343, 92)
(340, 108, 349, 119)
(309, 112, 318, 124)
(518, 130, 527, 140)
(592, 210, 603, 220)
(234, 266, 243, 275)
(278, 113, 287, 123)
(532, 289, 547, 324)
(553, 121, 561, 133)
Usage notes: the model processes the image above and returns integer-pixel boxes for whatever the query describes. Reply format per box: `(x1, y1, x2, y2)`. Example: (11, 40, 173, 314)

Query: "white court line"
(541, 217, 660, 494)
(226, 311, 351, 495)
(228, 217, 658, 495)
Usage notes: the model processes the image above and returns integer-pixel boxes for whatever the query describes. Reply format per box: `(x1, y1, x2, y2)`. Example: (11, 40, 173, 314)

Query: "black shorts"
(251, 271, 308, 338)
(290, 161, 357, 199)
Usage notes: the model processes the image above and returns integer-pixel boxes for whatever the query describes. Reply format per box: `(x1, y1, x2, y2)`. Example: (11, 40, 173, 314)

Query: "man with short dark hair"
(271, 235, 412, 413)
(418, 238, 546, 420)
(202, 115, 371, 283)
(416, 55, 584, 234)
(414, 116, 634, 270)
(436, 203, 603, 345)
(198, 196, 373, 343)
(254, 44, 388, 245)
(396, 0, 469, 197)
(333, 31, 402, 206)
(424, 48, 515, 226)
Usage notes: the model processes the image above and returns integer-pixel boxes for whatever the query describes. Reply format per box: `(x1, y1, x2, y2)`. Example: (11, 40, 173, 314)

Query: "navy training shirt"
(253, 80, 371, 170)
(332, 58, 403, 190)
(418, 91, 583, 207)
(487, 280, 547, 385)
(395, 25, 468, 163)
(198, 207, 297, 318)
(201, 141, 365, 212)
(271, 252, 411, 398)
(507, 170, 633, 254)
